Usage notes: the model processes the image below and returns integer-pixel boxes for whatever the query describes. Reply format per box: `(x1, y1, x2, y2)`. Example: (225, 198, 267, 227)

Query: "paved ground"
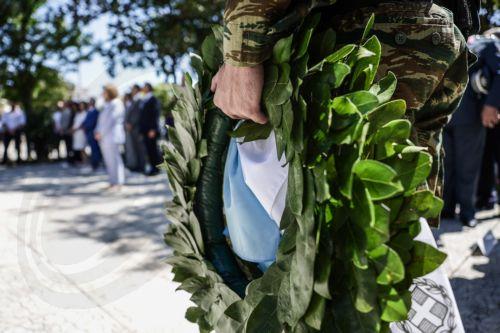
(0, 163, 498, 332)
(0, 163, 197, 333)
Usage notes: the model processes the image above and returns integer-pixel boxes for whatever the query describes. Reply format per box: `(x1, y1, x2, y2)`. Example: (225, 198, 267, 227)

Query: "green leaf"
(273, 35, 293, 64)
(282, 99, 294, 142)
(332, 293, 381, 333)
(373, 119, 411, 144)
(201, 34, 222, 71)
(304, 292, 326, 330)
(408, 241, 447, 278)
(288, 156, 304, 215)
(387, 151, 432, 193)
(330, 96, 359, 116)
(245, 296, 281, 333)
(361, 14, 375, 42)
(289, 171, 317, 325)
(398, 190, 444, 222)
(366, 204, 390, 250)
(353, 160, 404, 201)
(332, 62, 351, 88)
(350, 36, 381, 90)
(337, 146, 360, 199)
(352, 266, 377, 313)
(308, 44, 356, 73)
(369, 72, 397, 104)
(228, 121, 273, 142)
(379, 288, 410, 322)
(343, 91, 379, 114)
(186, 306, 206, 323)
(351, 178, 376, 228)
(264, 63, 293, 105)
(294, 17, 317, 59)
(368, 244, 405, 285)
(345, 221, 368, 269)
(366, 100, 406, 128)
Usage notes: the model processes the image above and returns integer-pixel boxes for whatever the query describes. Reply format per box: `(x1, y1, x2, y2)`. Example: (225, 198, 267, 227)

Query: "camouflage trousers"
(332, 2, 469, 208)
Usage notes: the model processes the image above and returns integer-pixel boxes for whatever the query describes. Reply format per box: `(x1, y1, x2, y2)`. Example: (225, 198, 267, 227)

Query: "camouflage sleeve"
(223, 0, 291, 67)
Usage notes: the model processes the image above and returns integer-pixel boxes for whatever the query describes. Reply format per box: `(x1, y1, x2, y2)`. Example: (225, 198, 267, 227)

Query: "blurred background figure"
(71, 101, 88, 165)
(60, 100, 74, 165)
(1, 102, 26, 165)
(124, 84, 146, 172)
(95, 84, 126, 190)
(476, 28, 500, 211)
(82, 98, 102, 171)
(139, 83, 161, 176)
(51, 101, 64, 160)
(443, 29, 500, 227)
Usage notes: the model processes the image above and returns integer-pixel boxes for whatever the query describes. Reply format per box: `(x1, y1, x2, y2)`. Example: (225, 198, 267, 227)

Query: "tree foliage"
(0, 0, 94, 111)
(164, 9, 448, 333)
(96, 0, 224, 80)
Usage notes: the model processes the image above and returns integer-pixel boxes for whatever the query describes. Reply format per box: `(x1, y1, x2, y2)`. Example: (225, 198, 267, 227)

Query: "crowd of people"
(0, 82, 164, 191)
(0, 102, 27, 164)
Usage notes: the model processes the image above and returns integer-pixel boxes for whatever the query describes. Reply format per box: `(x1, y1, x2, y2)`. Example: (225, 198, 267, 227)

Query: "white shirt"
(3, 107, 26, 131)
(96, 98, 125, 145)
(52, 110, 62, 132)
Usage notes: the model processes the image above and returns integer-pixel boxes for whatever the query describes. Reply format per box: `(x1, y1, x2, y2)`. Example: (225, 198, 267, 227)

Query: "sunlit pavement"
(0, 163, 197, 333)
(0, 163, 498, 332)
(435, 207, 500, 332)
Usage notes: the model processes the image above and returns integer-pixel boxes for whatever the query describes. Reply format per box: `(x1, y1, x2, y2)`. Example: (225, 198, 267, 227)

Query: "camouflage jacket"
(222, 0, 380, 66)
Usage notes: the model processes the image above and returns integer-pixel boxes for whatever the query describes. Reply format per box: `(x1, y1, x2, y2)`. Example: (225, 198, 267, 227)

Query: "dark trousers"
(125, 130, 146, 172)
(477, 126, 500, 205)
(143, 135, 161, 173)
(2, 130, 21, 163)
(62, 134, 74, 163)
(86, 133, 102, 169)
(443, 124, 486, 221)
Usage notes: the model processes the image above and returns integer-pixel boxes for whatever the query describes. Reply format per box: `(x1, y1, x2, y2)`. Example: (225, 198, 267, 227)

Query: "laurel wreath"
(163, 6, 449, 333)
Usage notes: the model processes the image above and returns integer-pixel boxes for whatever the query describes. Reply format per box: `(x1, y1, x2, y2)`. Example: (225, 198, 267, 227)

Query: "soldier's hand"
(481, 105, 499, 128)
(211, 63, 268, 124)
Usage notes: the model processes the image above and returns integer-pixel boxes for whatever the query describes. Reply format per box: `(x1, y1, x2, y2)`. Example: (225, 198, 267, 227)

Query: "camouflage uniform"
(223, 0, 469, 217)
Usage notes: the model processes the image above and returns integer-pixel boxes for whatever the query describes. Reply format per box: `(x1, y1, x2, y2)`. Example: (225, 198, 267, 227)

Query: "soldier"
(211, 0, 479, 223)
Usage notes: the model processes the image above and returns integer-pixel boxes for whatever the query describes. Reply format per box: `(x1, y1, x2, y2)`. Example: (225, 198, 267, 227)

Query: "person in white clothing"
(95, 84, 126, 189)
(71, 101, 88, 164)
(2, 102, 26, 164)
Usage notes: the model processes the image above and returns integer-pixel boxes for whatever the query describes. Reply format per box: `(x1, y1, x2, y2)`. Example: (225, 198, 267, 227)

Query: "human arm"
(212, 0, 291, 122)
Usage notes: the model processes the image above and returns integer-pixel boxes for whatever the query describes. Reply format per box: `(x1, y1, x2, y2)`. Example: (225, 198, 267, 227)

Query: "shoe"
(460, 218, 478, 228)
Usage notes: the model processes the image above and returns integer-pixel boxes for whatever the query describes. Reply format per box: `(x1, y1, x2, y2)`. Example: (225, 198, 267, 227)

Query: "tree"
(0, 0, 95, 159)
(97, 0, 224, 81)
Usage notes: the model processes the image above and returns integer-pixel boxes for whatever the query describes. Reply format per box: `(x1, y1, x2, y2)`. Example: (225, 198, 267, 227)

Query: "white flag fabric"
(390, 219, 465, 333)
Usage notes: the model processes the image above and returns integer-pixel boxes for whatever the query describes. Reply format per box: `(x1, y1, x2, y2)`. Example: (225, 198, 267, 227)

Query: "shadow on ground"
(451, 244, 500, 332)
(1, 163, 172, 272)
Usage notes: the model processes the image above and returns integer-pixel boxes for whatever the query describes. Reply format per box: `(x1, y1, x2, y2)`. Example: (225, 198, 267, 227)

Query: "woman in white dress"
(95, 84, 126, 189)
(71, 102, 88, 163)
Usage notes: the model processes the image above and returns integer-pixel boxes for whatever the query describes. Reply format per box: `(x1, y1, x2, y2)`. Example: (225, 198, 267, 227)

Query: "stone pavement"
(0, 163, 498, 332)
(0, 163, 197, 333)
